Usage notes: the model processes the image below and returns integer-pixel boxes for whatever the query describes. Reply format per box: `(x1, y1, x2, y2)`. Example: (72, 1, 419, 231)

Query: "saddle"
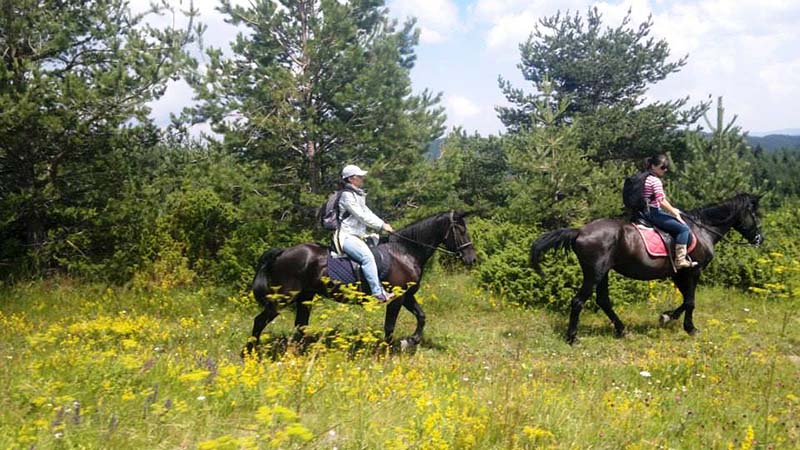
(632, 215, 696, 265)
(325, 240, 392, 287)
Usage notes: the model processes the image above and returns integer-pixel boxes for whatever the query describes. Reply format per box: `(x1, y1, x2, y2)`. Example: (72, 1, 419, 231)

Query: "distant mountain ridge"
(749, 128, 800, 137)
(425, 132, 799, 157)
(744, 134, 800, 152)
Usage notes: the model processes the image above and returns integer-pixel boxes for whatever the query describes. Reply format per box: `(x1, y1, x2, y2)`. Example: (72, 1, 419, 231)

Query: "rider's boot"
(674, 244, 698, 269)
(375, 290, 396, 303)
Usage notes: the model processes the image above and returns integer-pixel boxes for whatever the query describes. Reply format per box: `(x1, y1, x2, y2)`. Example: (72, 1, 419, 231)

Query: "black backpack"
(622, 171, 651, 213)
(319, 190, 349, 231)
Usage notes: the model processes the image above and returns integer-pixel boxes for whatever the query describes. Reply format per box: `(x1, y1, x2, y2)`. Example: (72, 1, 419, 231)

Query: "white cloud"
(472, 0, 536, 22)
(446, 95, 482, 119)
(759, 58, 800, 96)
(475, 0, 586, 54)
(127, 0, 249, 129)
(129, 0, 249, 55)
(642, 0, 800, 131)
(419, 27, 446, 44)
(484, 10, 537, 51)
(442, 102, 504, 136)
(387, 0, 461, 44)
(126, 0, 800, 135)
(148, 79, 195, 124)
(465, 0, 800, 133)
(593, 0, 653, 31)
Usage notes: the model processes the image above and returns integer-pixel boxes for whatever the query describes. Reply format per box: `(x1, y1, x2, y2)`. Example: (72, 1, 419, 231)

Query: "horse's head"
(443, 210, 477, 265)
(732, 193, 764, 246)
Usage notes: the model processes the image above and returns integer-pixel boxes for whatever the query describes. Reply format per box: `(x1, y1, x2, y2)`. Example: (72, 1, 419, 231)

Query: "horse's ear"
(456, 210, 474, 219)
(457, 208, 485, 219)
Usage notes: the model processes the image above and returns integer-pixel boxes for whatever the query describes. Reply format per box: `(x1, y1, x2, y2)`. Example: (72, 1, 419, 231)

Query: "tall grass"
(1, 272, 798, 449)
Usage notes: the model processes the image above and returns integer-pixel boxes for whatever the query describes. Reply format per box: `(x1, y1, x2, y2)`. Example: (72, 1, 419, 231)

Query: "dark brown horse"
(530, 193, 763, 344)
(245, 211, 477, 354)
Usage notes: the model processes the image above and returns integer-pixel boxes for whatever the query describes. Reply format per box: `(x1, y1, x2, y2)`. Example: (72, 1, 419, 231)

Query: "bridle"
(390, 211, 474, 257)
(743, 207, 764, 245)
(684, 205, 763, 246)
(443, 211, 475, 255)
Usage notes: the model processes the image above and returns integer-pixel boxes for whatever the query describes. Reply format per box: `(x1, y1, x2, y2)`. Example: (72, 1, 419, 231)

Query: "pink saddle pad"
(635, 225, 696, 257)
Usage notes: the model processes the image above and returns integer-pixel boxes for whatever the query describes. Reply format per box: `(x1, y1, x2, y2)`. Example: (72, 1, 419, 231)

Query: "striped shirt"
(643, 174, 665, 208)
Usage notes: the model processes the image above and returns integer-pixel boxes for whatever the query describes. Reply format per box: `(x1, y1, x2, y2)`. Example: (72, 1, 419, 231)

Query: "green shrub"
(469, 218, 665, 311)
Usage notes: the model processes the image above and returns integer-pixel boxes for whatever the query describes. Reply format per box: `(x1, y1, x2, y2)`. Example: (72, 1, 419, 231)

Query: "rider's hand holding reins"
(382, 223, 394, 233)
(660, 198, 686, 224)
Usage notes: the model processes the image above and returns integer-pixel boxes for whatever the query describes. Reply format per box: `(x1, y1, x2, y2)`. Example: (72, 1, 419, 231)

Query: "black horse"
(245, 211, 477, 354)
(530, 193, 763, 344)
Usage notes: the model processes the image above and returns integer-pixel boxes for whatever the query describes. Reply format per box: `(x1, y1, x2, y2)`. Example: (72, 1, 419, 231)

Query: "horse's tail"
(252, 248, 284, 307)
(530, 228, 580, 274)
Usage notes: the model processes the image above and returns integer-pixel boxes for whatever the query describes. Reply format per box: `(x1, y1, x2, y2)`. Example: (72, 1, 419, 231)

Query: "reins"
(683, 207, 760, 246)
(389, 232, 459, 255)
(389, 211, 473, 256)
(682, 213, 725, 239)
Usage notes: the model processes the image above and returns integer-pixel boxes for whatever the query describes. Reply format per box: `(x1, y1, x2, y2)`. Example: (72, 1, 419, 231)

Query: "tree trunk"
(306, 140, 320, 192)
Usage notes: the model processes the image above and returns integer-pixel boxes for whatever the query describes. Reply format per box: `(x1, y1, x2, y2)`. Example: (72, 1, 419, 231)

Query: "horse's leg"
(566, 275, 595, 345)
(674, 271, 700, 335)
(595, 274, 626, 338)
(401, 293, 426, 347)
(659, 304, 685, 326)
(659, 271, 690, 326)
(292, 291, 315, 342)
(383, 296, 404, 343)
(244, 301, 279, 356)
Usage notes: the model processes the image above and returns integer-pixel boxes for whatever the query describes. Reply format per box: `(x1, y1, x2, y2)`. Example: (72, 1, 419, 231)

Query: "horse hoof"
(566, 335, 578, 346)
(614, 328, 628, 339)
(400, 339, 410, 351)
(685, 327, 699, 336)
(659, 314, 672, 326)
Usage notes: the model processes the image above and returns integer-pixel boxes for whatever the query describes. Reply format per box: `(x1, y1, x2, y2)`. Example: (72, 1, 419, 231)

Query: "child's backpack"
(320, 190, 346, 230)
(622, 171, 650, 213)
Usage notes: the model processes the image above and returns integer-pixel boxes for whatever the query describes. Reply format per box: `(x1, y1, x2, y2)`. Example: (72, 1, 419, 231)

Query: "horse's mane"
(688, 193, 757, 227)
(390, 212, 449, 245)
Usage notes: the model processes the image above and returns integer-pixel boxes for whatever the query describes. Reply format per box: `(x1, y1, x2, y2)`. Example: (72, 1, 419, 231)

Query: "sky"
(137, 0, 800, 137)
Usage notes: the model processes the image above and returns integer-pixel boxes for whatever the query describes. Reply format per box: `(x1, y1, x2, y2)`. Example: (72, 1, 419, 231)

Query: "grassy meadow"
(1, 271, 798, 449)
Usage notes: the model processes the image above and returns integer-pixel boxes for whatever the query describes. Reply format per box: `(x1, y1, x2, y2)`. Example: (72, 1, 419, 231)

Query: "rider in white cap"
(335, 164, 396, 302)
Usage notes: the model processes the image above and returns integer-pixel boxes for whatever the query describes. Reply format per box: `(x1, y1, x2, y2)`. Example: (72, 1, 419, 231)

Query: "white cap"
(341, 164, 368, 179)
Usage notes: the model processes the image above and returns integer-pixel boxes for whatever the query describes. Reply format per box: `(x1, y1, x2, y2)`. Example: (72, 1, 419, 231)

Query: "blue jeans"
(341, 233, 384, 296)
(647, 207, 691, 245)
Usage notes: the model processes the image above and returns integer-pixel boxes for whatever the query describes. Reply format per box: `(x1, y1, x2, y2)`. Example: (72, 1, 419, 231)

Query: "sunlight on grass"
(1, 267, 798, 448)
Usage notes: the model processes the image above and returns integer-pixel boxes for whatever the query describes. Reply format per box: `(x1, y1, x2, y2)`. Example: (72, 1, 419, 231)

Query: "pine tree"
(189, 0, 445, 213)
(497, 7, 707, 161)
(438, 130, 509, 214)
(0, 0, 198, 274)
(670, 97, 754, 208)
(503, 79, 620, 227)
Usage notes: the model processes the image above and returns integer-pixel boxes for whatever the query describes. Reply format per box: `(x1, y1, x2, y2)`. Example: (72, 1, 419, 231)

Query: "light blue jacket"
(337, 184, 384, 238)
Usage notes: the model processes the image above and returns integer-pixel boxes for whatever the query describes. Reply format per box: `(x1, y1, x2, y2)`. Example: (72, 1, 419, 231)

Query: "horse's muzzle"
(459, 252, 477, 266)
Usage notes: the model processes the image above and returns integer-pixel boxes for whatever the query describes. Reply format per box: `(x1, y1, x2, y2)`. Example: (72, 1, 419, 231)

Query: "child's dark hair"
(640, 153, 669, 171)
